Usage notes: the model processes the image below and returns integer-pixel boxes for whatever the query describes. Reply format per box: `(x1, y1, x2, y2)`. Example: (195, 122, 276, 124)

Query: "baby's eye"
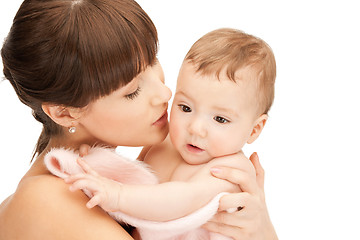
(214, 116, 229, 124)
(125, 87, 141, 100)
(178, 104, 192, 113)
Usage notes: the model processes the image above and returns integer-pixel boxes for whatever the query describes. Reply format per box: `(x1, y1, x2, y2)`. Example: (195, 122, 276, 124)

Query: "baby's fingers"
(68, 178, 98, 193)
(64, 173, 89, 184)
(79, 144, 91, 157)
(86, 194, 102, 209)
(77, 158, 99, 177)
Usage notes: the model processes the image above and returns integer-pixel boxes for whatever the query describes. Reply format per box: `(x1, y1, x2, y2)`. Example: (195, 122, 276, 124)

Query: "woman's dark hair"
(1, 0, 158, 159)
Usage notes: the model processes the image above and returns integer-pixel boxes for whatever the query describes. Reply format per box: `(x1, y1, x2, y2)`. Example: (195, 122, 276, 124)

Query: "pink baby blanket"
(44, 147, 231, 240)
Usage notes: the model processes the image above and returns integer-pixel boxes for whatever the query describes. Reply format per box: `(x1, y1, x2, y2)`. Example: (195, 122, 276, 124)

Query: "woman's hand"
(203, 153, 278, 240)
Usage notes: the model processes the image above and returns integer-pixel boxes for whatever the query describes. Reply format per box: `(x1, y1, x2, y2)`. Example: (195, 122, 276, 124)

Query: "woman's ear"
(41, 104, 83, 128)
(247, 114, 268, 144)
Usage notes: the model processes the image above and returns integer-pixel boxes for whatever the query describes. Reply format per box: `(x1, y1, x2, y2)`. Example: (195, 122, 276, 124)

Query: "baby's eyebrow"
(175, 91, 239, 117)
(175, 90, 192, 100)
(212, 106, 239, 118)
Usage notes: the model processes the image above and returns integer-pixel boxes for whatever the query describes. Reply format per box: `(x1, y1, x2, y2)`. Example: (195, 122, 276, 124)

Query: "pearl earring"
(68, 126, 76, 133)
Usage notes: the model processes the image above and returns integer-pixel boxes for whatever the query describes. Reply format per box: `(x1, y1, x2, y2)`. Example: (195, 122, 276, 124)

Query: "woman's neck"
(24, 135, 98, 178)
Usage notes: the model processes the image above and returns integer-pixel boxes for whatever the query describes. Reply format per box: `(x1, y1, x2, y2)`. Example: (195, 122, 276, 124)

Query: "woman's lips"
(153, 111, 168, 126)
(186, 144, 204, 154)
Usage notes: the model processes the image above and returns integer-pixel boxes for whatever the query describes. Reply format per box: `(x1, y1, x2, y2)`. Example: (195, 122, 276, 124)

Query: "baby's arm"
(66, 157, 240, 222)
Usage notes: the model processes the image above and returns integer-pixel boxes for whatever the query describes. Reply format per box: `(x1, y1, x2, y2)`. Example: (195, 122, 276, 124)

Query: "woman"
(0, 0, 277, 239)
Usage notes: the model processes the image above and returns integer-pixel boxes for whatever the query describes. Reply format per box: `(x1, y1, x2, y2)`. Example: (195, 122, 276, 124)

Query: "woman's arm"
(203, 153, 278, 240)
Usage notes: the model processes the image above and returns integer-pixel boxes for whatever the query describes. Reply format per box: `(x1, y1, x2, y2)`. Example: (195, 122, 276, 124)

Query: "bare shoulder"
(0, 174, 133, 240)
(143, 136, 182, 182)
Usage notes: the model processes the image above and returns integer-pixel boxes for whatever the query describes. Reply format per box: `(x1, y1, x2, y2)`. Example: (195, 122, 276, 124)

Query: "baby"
(65, 28, 276, 239)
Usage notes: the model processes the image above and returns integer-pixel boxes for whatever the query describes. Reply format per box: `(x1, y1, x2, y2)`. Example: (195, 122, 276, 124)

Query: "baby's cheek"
(209, 135, 243, 157)
(169, 123, 182, 146)
(208, 139, 229, 157)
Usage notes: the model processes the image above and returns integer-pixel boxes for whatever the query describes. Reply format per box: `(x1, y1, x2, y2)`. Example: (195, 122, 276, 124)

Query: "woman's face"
(78, 62, 172, 147)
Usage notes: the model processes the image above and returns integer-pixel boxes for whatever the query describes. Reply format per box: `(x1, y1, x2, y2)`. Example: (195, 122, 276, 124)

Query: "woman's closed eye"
(178, 104, 192, 113)
(125, 87, 141, 100)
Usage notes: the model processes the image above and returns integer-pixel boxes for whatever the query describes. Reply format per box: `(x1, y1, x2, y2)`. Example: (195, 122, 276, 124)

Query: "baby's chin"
(180, 152, 213, 166)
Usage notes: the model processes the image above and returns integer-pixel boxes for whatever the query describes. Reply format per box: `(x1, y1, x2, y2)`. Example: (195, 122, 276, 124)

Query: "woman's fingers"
(205, 193, 270, 240)
(210, 152, 265, 194)
(207, 153, 277, 240)
(202, 221, 243, 240)
(210, 166, 257, 195)
(249, 152, 264, 189)
(217, 192, 250, 212)
(209, 208, 247, 227)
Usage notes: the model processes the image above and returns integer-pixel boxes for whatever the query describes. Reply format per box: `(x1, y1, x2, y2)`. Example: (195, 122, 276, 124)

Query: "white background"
(1, 1, 359, 239)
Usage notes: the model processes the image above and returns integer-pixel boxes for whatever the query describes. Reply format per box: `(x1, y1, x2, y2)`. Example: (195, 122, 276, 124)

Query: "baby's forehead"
(207, 66, 259, 90)
(179, 61, 258, 92)
(181, 68, 258, 100)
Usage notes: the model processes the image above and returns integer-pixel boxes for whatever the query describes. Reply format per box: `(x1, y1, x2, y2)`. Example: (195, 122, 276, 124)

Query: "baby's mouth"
(186, 144, 204, 153)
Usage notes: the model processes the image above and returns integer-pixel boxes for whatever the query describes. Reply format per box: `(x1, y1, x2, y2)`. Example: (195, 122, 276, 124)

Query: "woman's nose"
(188, 117, 207, 138)
(151, 79, 172, 106)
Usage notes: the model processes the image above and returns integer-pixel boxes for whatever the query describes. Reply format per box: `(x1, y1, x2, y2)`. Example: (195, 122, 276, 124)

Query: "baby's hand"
(64, 158, 123, 212)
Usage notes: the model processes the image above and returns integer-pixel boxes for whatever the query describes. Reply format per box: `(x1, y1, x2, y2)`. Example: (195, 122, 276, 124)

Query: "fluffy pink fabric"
(44, 147, 231, 240)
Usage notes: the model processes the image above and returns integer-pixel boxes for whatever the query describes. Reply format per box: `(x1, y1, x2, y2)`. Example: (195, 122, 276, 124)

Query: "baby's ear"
(247, 114, 268, 144)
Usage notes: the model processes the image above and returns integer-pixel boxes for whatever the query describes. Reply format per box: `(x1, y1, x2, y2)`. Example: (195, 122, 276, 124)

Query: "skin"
(64, 61, 278, 239)
(167, 62, 277, 239)
(169, 61, 267, 165)
(0, 60, 277, 239)
(0, 62, 171, 239)
(204, 153, 278, 240)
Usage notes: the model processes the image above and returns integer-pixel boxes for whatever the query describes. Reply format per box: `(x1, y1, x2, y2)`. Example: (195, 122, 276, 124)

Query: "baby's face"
(169, 61, 260, 165)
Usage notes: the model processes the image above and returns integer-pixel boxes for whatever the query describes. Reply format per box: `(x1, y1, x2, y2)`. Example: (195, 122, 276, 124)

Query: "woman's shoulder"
(0, 174, 133, 240)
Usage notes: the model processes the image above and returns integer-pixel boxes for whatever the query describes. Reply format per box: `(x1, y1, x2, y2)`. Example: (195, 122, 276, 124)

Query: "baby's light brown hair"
(185, 28, 276, 115)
